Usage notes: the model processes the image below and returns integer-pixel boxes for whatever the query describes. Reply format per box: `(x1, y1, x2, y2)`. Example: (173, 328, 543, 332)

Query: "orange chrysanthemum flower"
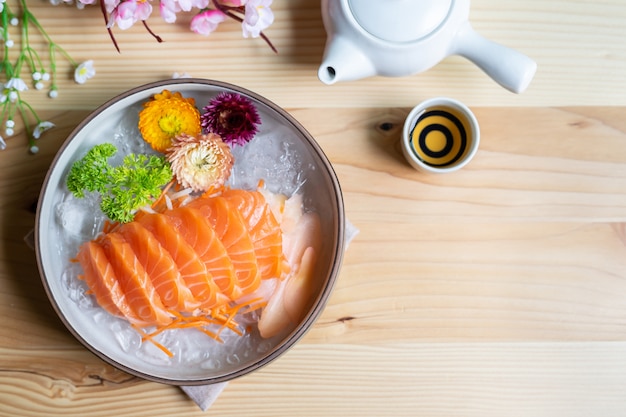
(167, 133, 234, 193)
(138, 90, 201, 153)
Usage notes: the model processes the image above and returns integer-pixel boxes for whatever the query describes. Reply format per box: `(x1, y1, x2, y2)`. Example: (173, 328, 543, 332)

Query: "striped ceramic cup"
(402, 97, 479, 173)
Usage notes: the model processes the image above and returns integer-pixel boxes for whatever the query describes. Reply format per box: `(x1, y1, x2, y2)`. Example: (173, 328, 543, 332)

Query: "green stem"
(16, 100, 31, 137)
(24, 46, 44, 73)
(1, 5, 13, 78)
(19, 98, 42, 124)
(21, 0, 78, 66)
(48, 42, 57, 91)
(7, 99, 18, 123)
(20, 10, 39, 74)
(0, 99, 9, 128)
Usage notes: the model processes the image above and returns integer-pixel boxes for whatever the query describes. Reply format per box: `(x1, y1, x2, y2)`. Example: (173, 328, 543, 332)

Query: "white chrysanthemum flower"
(167, 133, 234, 192)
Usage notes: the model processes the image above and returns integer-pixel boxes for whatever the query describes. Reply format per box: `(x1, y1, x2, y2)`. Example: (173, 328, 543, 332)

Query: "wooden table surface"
(2, 1, 626, 416)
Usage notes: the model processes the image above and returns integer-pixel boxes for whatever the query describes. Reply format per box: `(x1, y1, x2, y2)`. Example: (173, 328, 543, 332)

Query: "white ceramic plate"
(35, 79, 345, 385)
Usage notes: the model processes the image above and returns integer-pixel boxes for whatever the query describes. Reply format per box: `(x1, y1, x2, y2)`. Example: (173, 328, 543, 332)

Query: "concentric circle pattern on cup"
(402, 97, 480, 174)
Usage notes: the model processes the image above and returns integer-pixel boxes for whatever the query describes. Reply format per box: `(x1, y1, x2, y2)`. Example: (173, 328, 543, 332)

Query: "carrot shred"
(133, 325, 174, 357)
(150, 179, 176, 213)
(200, 185, 225, 199)
(102, 219, 120, 234)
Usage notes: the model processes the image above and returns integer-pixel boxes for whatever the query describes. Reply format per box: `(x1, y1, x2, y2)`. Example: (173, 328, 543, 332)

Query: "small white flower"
(10, 17, 18, 26)
(35, 81, 44, 90)
(172, 72, 192, 79)
(5, 120, 14, 128)
(33, 121, 55, 139)
(4, 128, 13, 136)
(42, 72, 50, 81)
(5, 78, 28, 92)
(32, 72, 42, 81)
(8, 91, 18, 102)
(74, 60, 95, 84)
(5, 39, 14, 48)
(29, 145, 39, 154)
(0, 93, 6, 104)
(48, 89, 58, 98)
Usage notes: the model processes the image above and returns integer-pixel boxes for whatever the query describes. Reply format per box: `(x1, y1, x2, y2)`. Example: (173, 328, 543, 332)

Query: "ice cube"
(56, 194, 103, 239)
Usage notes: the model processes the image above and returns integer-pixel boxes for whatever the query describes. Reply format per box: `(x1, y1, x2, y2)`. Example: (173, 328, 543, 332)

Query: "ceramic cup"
(401, 97, 480, 174)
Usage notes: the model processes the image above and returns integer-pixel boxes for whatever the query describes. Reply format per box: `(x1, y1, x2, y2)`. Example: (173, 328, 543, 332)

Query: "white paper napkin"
(180, 382, 229, 412)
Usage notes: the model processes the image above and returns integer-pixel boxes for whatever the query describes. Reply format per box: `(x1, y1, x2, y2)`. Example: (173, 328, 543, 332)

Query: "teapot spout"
(318, 36, 376, 85)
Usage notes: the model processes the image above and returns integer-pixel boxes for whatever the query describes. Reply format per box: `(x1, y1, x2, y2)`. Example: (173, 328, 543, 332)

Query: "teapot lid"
(347, 0, 453, 43)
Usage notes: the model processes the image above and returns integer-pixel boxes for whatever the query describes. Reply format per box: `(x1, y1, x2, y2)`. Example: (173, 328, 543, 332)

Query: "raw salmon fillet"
(77, 241, 136, 323)
(99, 233, 172, 326)
(187, 196, 261, 299)
(164, 206, 238, 299)
(117, 221, 198, 311)
(222, 188, 285, 280)
(138, 213, 226, 309)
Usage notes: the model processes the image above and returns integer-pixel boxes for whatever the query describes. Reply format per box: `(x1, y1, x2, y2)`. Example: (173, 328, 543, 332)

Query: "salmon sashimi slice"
(99, 233, 173, 327)
(164, 206, 238, 300)
(76, 241, 138, 323)
(117, 221, 198, 311)
(187, 195, 261, 299)
(221, 189, 285, 280)
(137, 213, 227, 309)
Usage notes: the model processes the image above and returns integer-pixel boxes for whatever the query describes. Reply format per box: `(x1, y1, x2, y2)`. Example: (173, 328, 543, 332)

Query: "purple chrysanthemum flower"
(201, 92, 261, 146)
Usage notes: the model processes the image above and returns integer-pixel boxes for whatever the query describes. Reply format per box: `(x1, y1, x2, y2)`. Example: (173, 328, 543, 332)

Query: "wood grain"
(4, 343, 626, 417)
(2, 105, 626, 415)
(3, 0, 626, 414)
(10, 0, 626, 112)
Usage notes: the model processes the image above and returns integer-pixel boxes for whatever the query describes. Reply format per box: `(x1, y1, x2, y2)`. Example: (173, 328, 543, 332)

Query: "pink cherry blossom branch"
(99, 0, 120, 53)
(211, 0, 277, 53)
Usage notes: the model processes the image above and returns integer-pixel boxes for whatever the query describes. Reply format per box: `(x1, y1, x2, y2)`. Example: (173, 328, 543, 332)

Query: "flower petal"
(201, 92, 260, 146)
(167, 133, 234, 192)
(33, 121, 55, 139)
(74, 60, 96, 84)
(139, 90, 202, 152)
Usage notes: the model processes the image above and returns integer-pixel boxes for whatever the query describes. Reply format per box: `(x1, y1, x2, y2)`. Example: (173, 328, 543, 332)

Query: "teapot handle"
(452, 23, 537, 94)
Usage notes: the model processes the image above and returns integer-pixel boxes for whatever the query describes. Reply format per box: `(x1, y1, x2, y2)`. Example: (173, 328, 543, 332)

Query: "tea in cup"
(401, 97, 479, 173)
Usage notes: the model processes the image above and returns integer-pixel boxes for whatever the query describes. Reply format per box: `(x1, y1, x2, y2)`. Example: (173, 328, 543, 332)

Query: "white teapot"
(318, 0, 537, 93)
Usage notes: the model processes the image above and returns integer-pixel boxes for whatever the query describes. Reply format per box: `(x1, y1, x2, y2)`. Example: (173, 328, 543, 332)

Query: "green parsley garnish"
(66, 143, 173, 223)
